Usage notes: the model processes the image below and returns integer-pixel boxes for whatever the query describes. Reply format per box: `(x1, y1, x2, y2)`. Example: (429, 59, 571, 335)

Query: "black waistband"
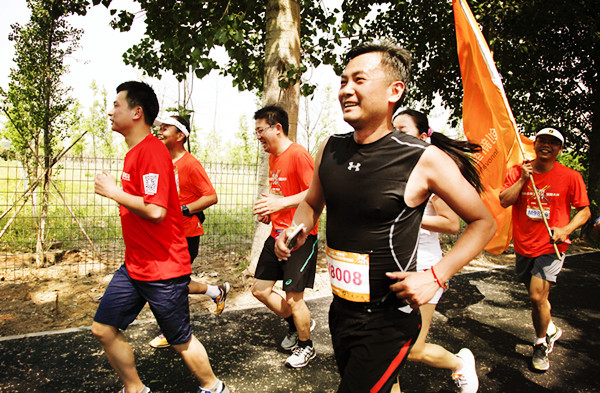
(332, 292, 405, 312)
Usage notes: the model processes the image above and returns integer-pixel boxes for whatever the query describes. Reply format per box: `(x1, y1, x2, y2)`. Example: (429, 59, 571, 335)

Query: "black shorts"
(254, 234, 318, 292)
(186, 236, 200, 263)
(329, 296, 421, 393)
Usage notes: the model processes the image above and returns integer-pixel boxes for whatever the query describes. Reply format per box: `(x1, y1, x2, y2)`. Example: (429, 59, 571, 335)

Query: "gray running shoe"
(281, 330, 299, 350)
(285, 345, 316, 368)
(280, 318, 316, 350)
(453, 348, 479, 393)
(532, 343, 550, 371)
(546, 326, 563, 353)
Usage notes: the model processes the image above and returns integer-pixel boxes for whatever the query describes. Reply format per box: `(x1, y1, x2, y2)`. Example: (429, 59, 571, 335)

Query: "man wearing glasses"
(251, 105, 319, 368)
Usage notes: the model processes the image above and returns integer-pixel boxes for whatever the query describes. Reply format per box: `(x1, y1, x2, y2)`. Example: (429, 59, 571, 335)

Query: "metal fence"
(0, 155, 260, 281)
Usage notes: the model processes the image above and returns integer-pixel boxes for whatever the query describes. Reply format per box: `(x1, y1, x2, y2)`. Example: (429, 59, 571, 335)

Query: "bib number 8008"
(329, 264, 363, 286)
(326, 247, 370, 303)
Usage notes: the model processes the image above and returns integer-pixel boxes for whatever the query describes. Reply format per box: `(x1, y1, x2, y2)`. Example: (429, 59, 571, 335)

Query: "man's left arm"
(183, 160, 218, 215)
(185, 194, 218, 215)
(387, 147, 497, 307)
(551, 206, 591, 244)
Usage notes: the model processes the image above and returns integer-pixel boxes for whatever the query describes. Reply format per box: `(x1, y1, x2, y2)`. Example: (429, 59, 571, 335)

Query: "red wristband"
(431, 266, 448, 290)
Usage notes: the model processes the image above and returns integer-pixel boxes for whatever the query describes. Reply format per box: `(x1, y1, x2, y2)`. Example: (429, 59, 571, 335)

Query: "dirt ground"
(1, 241, 597, 337)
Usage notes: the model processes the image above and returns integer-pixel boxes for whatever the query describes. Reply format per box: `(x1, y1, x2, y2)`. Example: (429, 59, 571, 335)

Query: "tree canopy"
(1, 0, 86, 166)
(102, 0, 345, 96)
(99, 0, 599, 232)
(341, 0, 599, 228)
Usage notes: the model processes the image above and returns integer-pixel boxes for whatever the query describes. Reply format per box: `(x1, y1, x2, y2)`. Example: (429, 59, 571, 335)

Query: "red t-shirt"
(501, 161, 589, 257)
(268, 142, 319, 238)
(174, 151, 216, 237)
(119, 135, 191, 281)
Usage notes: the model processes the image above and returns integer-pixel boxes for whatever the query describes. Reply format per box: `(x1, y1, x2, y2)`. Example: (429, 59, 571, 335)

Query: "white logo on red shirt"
(122, 172, 130, 182)
(143, 173, 159, 195)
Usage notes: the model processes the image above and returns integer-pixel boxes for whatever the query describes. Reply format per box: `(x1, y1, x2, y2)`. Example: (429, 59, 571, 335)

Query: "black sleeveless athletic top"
(319, 130, 428, 302)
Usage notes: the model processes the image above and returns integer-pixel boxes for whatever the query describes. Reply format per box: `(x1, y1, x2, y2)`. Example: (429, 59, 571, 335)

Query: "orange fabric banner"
(453, 0, 534, 254)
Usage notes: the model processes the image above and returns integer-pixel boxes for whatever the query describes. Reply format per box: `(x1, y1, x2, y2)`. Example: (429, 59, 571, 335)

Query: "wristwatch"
(181, 205, 191, 216)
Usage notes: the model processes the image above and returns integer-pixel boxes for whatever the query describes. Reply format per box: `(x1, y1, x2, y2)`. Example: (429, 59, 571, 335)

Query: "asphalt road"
(1, 251, 598, 393)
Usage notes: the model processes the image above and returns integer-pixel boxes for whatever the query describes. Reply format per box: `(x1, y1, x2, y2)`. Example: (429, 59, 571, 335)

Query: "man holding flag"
(499, 127, 590, 371)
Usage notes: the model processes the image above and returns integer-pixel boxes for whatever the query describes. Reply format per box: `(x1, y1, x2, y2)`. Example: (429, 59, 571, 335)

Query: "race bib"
(526, 207, 550, 221)
(326, 247, 370, 302)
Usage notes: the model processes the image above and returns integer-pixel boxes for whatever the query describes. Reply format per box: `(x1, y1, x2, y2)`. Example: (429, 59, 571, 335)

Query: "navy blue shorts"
(94, 265, 192, 345)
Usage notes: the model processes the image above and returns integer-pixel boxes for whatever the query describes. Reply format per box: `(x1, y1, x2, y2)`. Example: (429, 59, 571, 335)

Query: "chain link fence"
(0, 155, 259, 281)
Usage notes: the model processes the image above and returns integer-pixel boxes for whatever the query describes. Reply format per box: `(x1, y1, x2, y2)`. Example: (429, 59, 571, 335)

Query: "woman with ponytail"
(390, 108, 481, 393)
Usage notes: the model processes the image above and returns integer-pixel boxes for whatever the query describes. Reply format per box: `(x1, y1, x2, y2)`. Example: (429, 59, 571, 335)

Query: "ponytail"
(429, 132, 483, 194)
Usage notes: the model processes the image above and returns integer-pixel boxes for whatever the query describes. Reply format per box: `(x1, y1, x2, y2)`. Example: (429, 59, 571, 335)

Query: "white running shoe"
(285, 345, 316, 368)
(453, 348, 479, 393)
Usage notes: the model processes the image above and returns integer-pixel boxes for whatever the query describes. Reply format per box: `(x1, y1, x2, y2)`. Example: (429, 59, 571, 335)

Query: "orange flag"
(453, 0, 535, 254)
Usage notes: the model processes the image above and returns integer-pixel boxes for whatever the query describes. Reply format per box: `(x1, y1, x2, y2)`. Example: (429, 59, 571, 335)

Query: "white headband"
(154, 117, 189, 137)
(392, 106, 405, 122)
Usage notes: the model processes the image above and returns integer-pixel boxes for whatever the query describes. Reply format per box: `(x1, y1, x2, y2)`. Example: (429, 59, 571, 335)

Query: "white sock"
(205, 285, 220, 299)
(547, 321, 557, 336)
(208, 380, 223, 393)
(454, 357, 465, 373)
(534, 337, 546, 345)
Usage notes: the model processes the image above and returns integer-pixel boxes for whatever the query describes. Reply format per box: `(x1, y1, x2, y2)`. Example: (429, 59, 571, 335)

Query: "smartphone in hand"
(286, 223, 305, 249)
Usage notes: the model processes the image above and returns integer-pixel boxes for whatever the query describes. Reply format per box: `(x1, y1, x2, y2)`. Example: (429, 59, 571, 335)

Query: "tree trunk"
(583, 84, 599, 240)
(248, 0, 301, 274)
(36, 13, 56, 266)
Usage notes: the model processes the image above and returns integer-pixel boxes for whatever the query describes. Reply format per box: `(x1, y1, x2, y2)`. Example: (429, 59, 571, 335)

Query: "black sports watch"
(181, 205, 191, 216)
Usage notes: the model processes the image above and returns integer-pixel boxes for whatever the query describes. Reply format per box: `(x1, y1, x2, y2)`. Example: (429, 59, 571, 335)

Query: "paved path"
(1, 252, 598, 392)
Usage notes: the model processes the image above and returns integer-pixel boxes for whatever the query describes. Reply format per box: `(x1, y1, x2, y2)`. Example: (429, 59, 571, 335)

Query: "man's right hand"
(257, 214, 271, 224)
(520, 160, 533, 181)
(274, 225, 307, 260)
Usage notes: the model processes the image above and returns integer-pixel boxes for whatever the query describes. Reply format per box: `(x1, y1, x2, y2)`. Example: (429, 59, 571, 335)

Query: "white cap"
(154, 117, 189, 136)
(535, 127, 564, 146)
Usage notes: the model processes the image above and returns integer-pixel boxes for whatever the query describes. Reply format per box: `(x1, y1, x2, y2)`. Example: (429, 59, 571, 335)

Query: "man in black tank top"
(274, 41, 496, 393)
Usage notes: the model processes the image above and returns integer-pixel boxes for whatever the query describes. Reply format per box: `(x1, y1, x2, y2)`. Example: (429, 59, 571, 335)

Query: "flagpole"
(457, 0, 561, 259)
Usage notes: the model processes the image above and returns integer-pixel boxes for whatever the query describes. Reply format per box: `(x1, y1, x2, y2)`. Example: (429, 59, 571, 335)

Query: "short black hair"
(346, 41, 412, 107)
(253, 105, 289, 136)
(116, 81, 159, 126)
(345, 40, 412, 84)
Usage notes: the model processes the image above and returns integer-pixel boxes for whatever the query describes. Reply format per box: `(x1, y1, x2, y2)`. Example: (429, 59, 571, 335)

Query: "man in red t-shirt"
(251, 105, 319, 368)
(500, 127, 590, 371)
(92, 81, 230, 393)
(145, 115, 229, 349)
